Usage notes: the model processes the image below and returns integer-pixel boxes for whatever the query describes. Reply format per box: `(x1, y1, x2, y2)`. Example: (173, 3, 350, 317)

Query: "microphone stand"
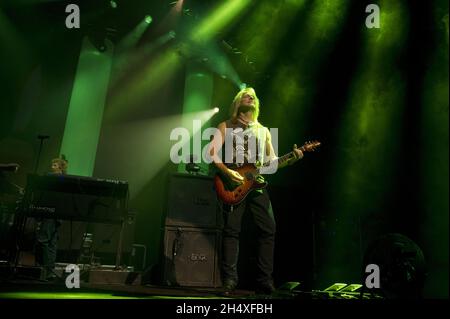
(34, 135, 49, 174)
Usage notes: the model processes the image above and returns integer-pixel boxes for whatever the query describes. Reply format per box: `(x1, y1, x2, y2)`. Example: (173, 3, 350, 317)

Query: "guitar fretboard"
(276, 151, 296, 166)
(256, 151, 296, 175)
(256, 144, 314, 175)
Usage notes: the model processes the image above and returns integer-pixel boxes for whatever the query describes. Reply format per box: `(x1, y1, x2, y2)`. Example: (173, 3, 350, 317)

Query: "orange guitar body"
(214, 164, 268, 206)
(213, 140, 321, 206)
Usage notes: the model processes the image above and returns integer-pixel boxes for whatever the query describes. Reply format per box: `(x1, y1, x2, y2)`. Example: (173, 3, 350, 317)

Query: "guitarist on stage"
(208, 87, 304, 295)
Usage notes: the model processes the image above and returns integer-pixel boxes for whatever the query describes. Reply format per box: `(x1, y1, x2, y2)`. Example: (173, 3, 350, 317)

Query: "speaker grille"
(166, 174, 221, 228)
(163, 227, 221, 287)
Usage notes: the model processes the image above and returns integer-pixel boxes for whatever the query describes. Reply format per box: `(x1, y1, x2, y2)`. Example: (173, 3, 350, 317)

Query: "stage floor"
(0, 279, 279, 300)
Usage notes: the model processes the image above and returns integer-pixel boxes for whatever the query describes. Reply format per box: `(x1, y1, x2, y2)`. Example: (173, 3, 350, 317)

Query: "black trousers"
(221, 189, 276, 285)
(35, 219, 59, 273)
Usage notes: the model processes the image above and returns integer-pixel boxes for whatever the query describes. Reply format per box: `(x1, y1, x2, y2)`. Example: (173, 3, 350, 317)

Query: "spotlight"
(169, 31, 177, 39)
(145, 15, 153, 24)
(213, 107, 219, 113)
(240, 83, 247, 90)
(88, 32, 108, 53)
(110, 0, 118, 9)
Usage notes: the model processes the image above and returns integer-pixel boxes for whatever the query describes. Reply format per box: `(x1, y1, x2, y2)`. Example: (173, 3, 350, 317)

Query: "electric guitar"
(214, 141, 321, 205)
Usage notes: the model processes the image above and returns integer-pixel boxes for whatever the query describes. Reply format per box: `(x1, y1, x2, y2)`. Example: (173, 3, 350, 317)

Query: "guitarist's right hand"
(226, 168, 245, 184)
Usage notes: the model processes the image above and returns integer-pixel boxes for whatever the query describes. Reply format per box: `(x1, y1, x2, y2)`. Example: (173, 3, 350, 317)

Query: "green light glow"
(321, 0, 408, 288)
(0, 292, 227, 299)
(191, 0, 252, 42)
(117, 17, 152, 53)
(98, 109, 216, 197)
(187, 41, 242, 88)
(233, 0, 306, 73)
(265, 65, 306, 127)
(290, 0, 348, 60)
(107, 49, 182, 122)
(264, 0, 349, 151)
(113, 31, 177, 80)
(178, 62, 214, 174)
(60, 36, 114, 176)
(0, 292, 136, 299)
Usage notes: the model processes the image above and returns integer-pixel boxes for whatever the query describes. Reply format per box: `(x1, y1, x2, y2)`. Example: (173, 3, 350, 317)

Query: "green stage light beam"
(321, 0, 408, 288)
(116, 15, 152, 54)
(140, 31, 177, 56)
(110, 0, 249, 123)
(204, 41, 242, 88)
(111, 31, 177, 84)
(177, 40, 242, 88)
(178, 62, 214, 174)
(60, 36, 114, 176)
(258, 0, 348, 190)
(154, 0, 184, 34)
(95, 108, 218, 269)
(97, 109, 217, 198)
(107, 48, 182, 122)
(266, 0, 349, 140)
(232, 0, 306, 77)
(191, 0, 252, 43)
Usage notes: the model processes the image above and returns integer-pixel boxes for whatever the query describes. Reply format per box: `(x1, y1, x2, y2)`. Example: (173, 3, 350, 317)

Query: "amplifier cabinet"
(165, 174, 222, 228)
(162, 227, 221, 287)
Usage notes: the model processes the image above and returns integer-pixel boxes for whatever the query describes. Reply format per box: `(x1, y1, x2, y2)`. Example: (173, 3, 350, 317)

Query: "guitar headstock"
(300, 140, 321, 152)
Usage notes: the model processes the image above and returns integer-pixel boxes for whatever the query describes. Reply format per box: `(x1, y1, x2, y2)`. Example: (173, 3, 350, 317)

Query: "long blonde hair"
(229, 87, 260, 124)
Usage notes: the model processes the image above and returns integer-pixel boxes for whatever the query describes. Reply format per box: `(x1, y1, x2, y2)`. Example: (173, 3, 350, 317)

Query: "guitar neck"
(257, 146, 307, 175)
(275, 150, 298, 167)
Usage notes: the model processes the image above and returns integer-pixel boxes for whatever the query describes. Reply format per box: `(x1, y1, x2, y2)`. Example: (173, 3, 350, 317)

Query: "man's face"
(51, 162, 63, 174)
(240, 93, 255, 108)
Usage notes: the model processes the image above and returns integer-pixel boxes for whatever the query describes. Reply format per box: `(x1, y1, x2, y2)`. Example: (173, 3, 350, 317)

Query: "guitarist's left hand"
(290, 144, 304, 164)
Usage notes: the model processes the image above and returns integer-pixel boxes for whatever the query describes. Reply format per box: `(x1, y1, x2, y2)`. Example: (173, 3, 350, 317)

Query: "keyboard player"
(34, 155, 68, 280)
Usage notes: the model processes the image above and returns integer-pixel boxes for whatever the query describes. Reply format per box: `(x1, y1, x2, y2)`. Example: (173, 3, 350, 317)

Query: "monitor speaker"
(162, 226, 222, 287)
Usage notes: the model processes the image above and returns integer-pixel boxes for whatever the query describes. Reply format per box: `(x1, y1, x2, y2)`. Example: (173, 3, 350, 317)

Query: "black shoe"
(44, 268, 60, 283)
(255, 282, 276, 295)
(223, 279, 237, 293)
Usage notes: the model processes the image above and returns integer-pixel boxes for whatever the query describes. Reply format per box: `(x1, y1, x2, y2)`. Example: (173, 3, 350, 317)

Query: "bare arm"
(265, 129, 303, 169)
(208, 122, 244, 183)
(208, 122, 228, 174)
(265, 128, 277, 162)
